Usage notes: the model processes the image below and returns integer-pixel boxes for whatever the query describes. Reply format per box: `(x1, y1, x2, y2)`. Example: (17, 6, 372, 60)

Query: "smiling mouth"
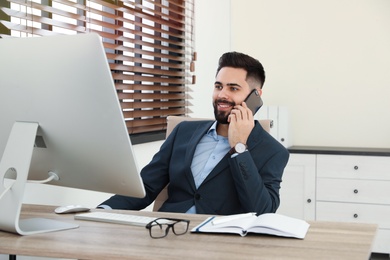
(217, 100, 234, 111)
(218, 103, 231, 109)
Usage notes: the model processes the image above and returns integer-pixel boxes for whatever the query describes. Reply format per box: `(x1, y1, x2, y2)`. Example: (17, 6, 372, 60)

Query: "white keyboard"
(74, 211, 157, 227)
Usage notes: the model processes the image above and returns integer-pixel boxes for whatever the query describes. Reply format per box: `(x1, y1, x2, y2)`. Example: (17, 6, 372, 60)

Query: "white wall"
(230, 0, 390, 148)
(190, 0, 232, 118)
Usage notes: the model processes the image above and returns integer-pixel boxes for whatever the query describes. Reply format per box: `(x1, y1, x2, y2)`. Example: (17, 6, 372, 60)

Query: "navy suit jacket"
(100, 120, 289, 215)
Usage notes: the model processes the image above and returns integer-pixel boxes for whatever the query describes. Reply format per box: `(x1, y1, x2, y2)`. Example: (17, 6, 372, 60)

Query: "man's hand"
(227, 101, 255, 148)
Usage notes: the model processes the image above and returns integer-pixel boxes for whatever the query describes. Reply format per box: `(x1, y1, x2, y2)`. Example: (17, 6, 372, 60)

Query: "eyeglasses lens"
(150, 222, 167, 238)
(172, 221, 188, 235)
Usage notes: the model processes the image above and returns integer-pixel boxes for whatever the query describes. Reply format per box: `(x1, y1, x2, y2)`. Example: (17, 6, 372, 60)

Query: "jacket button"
(194, 194, 201, 200)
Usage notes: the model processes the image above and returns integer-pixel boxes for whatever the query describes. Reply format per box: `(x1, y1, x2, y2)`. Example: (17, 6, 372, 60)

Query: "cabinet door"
(276, 154, 316, 220)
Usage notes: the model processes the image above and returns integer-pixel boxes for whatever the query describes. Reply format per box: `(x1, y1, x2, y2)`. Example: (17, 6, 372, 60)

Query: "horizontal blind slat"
(120, 100, 186, 109)
(116, 83, 185, 91)
(112, 74, 186, 84)
(109, 64, 184, 77)
(124, 107, 186, 118)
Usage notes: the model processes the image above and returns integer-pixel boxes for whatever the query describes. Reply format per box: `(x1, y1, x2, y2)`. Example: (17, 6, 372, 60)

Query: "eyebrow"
(214, 81, 242, 88)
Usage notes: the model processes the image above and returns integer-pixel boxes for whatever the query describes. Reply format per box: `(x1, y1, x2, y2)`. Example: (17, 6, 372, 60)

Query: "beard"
(213, 99, 236, 125)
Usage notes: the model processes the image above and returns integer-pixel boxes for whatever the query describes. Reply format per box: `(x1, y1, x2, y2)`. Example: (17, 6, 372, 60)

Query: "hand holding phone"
(244, 89, 263, 115)
(227, 89, 261, 147)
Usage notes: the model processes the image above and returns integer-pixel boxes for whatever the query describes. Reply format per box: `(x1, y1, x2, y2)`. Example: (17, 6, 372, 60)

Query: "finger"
(238, 102, 251, 120)
(228, 113, 234, 123)
(230, 108, 242, 121)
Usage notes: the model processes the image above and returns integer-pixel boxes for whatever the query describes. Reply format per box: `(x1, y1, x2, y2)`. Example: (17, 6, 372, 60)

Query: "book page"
(191, 214, 257, 236)
(249, 213, 310, 239)
(192, 213, 310, 239)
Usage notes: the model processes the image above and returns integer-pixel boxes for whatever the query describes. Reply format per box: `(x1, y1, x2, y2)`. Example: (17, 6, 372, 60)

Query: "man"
(99, 52, 289, 215)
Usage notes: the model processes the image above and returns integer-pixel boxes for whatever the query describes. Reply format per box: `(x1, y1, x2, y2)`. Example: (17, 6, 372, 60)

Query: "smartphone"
(244, 89, 263, 114)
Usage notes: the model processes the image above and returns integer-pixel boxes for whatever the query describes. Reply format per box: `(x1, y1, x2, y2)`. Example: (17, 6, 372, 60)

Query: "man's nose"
(217, 88, 229, 99)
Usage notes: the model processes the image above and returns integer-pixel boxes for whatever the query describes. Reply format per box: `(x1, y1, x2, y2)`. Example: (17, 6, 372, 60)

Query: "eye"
(214, 84, 223, 90)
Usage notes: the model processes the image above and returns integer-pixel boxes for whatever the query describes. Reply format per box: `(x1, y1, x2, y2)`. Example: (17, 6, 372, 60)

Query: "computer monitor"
(0, 33, 146, 235)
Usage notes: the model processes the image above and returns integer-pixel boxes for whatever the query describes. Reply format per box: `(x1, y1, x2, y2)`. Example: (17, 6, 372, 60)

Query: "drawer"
(317, 178, 390, 204)
(317, 154, 390, 180)
(317, 201, 390, 229)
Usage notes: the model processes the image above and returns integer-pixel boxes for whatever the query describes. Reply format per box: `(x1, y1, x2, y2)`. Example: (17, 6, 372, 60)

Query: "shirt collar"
(206, 121, 220, 141)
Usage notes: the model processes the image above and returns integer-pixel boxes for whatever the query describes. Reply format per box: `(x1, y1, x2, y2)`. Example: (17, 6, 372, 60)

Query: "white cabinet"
(280, 149, 390, 254)
(316, 154, 390, 254)
(277, 154, 316, 220)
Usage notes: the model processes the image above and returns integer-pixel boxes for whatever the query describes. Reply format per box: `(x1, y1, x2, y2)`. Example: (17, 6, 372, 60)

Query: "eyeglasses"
(145, 218, 190, 239)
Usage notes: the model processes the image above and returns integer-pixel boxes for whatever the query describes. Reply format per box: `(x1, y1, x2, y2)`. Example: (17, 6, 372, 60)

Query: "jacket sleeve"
(228, 134, 289, 215)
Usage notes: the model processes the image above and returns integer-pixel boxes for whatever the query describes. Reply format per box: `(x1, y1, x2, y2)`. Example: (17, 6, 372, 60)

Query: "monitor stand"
(0, 122, 79, 235)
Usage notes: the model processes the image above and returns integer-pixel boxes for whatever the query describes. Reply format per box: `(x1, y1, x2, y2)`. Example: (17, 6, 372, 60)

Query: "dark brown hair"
(216, 51, 266, 89)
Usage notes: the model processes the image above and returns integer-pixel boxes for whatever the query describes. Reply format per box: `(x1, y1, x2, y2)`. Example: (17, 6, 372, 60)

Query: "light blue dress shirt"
(186, 121, 230, 213)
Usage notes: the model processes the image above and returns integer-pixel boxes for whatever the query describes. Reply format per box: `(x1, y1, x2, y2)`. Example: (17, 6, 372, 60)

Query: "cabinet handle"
(354, 165, 359, 170)
(307, 199, 311, 203)
(353, 214, 358, 218)
(353, 189, 358, 194)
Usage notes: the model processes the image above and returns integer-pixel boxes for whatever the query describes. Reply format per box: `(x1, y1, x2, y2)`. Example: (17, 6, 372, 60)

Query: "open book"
(191, 213, 310, 239)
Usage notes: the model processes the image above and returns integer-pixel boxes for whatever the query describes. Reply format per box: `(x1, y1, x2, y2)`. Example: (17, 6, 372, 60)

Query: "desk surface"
(0, 204, 377, 260)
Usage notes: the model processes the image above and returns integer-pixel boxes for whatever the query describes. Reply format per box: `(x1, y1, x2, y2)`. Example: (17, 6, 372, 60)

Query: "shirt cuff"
(230, 149, 248, 158)
(97, 204, 112, 209)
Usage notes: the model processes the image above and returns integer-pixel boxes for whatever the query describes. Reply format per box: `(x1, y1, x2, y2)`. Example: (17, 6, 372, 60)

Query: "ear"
(256, 87, 262, 96)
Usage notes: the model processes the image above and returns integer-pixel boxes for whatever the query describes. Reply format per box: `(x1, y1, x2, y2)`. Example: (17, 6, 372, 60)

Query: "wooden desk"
(0, 204, 377, 260)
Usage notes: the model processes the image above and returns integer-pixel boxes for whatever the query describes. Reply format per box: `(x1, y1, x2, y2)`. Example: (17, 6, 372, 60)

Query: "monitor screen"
(0, 33, 146, 199)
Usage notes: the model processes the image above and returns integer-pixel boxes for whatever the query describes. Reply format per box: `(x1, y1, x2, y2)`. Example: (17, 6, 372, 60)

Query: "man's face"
(212, 67, 252, 124)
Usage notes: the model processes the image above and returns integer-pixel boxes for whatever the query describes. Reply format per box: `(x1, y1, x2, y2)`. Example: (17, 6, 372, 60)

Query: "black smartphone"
(244, 89, 263, 114)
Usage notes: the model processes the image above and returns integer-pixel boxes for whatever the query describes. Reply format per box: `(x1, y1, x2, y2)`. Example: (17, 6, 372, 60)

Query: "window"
(0, 0, 195, 143)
